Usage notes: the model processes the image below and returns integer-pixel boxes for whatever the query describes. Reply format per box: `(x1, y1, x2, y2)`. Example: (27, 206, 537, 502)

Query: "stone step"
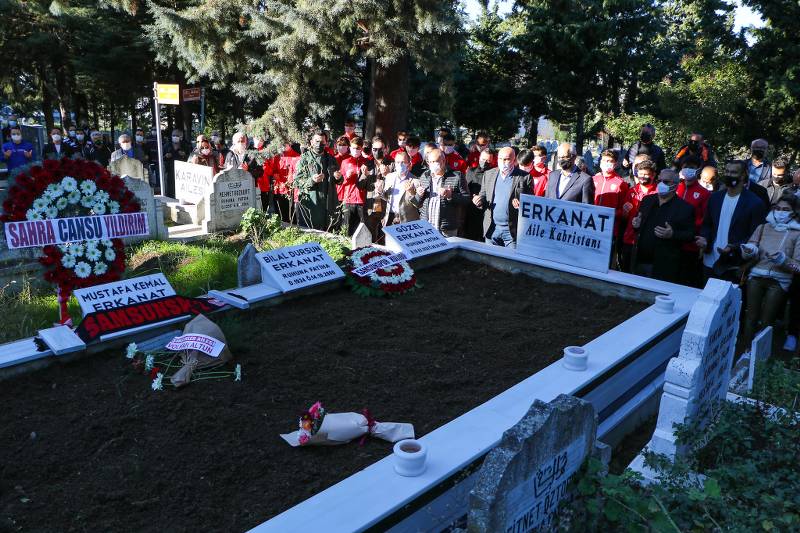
(167, 224, 207, 242)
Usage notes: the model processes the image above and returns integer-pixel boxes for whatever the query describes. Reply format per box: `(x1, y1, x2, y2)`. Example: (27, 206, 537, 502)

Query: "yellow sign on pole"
(156, 83, 180, 105)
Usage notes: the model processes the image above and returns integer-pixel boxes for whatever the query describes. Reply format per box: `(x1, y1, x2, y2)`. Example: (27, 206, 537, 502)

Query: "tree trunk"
(91, 95, 99, 129)
(526, 113, 539, 147)
(54, 66, 72, 129)
(575, 103, 586, 154)
(110, 101, 116, 146)
(365, 55, 409, 144)
(361, 59, 371, 134)
(38, 64, 55, 132)
(131, 102, 138, 134)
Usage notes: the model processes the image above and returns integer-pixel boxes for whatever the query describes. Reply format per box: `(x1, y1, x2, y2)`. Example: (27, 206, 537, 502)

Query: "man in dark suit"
(473, 146, 532, 248)
(630, 169, 695, 282)
(411, 147, 470, 237)
(42, 128, 73, 160)
(544, 142, 594, 204)
(697, 160, 768, 283)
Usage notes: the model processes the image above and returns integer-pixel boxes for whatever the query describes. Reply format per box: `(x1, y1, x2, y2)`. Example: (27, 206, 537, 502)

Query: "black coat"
(632, 194, 695, 282)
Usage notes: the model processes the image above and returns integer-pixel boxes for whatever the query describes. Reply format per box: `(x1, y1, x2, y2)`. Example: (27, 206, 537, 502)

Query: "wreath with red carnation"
(345, 245, 420, 297)
(1, 159, 140, 321)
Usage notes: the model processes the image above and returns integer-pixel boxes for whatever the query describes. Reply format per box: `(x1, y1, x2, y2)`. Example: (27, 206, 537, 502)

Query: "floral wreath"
(1, 159, 139, 320)
(345, 245, 419, 297)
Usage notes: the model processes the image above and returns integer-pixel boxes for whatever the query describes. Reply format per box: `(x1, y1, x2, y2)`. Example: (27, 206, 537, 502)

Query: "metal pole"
(200, 88, 206, 132)
(153, 83, 167, 197)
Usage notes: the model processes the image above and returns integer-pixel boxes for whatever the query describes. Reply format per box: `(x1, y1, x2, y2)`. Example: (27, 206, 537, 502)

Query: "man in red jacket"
(339, 136, 370, 236)
(441, 132, 467, 174)
(406, 136, 424, 176)
(621, 158, 658, 272)
(343, 119, 356, 141)
(390, 131, 408, 160)
(466, 131, 492, 169)
(530, 145, 549, 196)
(272, 143, 301, 222)
(593, 149, 630, 251)
(675, 156, 710, 287)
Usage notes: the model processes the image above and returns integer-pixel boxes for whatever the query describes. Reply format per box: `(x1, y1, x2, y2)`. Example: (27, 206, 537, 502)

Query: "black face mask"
(640, 132, 652, 143)
(479, 161, 488, 170)
(311, 142, 324, 153)
(752, 149, 765, 160)
(722, 175, 740, 188)
(688, 140, 700, 151)
(372, 148, 384, 158)
(558, 157, 573, 170)
(773, 174, 786, 185)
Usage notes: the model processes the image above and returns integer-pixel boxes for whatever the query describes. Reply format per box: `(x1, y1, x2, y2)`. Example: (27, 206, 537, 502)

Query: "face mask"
(533, 156, 545, 168)
(558, 157, 573, 170)
(312, 142, 324, 153)
(201, 148, 211, 156)
(120, 142, 132, 150)
(752, 149, 765, 160)
(345, 127, 355, 134)
(398, 162, 409, 174)
(407, 148, 419, 156)
(372, 148, 384, 158)
(640, 132, 653, 143)
(76, 134, 84, 141)
(600, 162, 614, 173)
(397, 140, 406, 147)
(428, 161, 442, 174)
(443, 145, 455, 155)
(657, 181, 675, 196)
(722, 175, 740, 188)
(700, 181, 714, 191)
(211, 136, 220, 143)
(479, 159, 490, 169)
(688, 140, 700, 151)
(774, 174, 787, 185)
(135, 135, 144, 142)
(68, 130, 76, 138)
(478, 144, 488, 152)
(254, 140, 264, 150)
(681, 168, 697, 181)
(773, 211, 791, 224)
(337, 146, 348, 155)
(11, 134, 21, 142)
(500, 162, 513, 173)
(172, 136, 181, 143)
(9, 121, 17, 126)
(52, 134, 62, 142)
(350, 148, 362, 158)
(92, 137, 102, 144)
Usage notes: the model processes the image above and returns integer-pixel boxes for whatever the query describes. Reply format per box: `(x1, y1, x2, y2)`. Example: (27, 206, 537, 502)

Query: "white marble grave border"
(0, 236, 700, 533)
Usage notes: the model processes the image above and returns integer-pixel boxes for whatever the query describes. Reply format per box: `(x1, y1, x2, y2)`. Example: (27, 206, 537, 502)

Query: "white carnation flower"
(73, 261, 92, 278)
(151, 372, 164, 391)
(69, 244, 85, 257)
(125, 343, 138, 359)
(61, 255, 76, 268)
(45, 184, 64, 198)
(101, 238, 113, 248)
(93, 262, 108, 275)
(33, 198, 49, 212)
(85, 247, 102, 262)
(61, 176, 78, 192)
(45, 206, 58, 219)
(234, 364, 242, 382)
(55, 197, 68, 210)
(92, 203, 107, 215)
(145, 355, 154, 371)
(109, 201, 120, 214)
(95, 191, 110, 203)
(67, 190, 81, 204)
(58, 244, 69, 253)
(80, 195, 95, 208)
(26, 209, 40, 221)
(79, 180, 97, 195)
(104, 248, 116, 261)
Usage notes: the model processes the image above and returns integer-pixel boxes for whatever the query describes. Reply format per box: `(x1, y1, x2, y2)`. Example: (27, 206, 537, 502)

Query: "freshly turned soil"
(0, 258, 646, 533)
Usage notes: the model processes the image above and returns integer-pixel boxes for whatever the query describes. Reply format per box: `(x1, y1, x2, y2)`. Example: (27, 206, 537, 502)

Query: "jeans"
(486, 225, 515, 248)
(743, 276, 787, 346)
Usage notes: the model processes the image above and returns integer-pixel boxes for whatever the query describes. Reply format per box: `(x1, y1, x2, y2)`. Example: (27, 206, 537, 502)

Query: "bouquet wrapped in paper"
(280, 402, 414, 447)
(169, 314, 233, 387)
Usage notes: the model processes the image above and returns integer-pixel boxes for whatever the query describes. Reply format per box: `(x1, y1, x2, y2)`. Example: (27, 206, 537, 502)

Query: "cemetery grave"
(0, 258, 647, 532)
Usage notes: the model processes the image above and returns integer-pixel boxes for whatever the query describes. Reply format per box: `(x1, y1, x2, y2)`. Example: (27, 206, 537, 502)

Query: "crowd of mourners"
(3, 115, 800, 354)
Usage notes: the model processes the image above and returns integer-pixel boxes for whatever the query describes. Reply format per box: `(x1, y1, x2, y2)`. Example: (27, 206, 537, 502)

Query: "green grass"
(0, 279, 82, 344)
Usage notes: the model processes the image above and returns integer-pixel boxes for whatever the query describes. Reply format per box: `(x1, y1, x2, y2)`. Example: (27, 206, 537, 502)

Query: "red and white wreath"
(1, 159, 139, 320)
(345, 245, 419, 297)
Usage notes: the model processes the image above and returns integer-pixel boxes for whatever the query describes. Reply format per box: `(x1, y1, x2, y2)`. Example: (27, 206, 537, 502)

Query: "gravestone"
(109, 156, 146, 181)
(122, 176, 166, 242)
(174, 160, 215, 205)
(747, 326, 772, 391)
(630, 278, 740, 478)
(258, 242, 345, 292)
(351, 222, 373, 249)
(203, 167, 257, 233)
(237, 243, 261, 287)
(383, 220, 453, 259)
(468, 394, 596, 532)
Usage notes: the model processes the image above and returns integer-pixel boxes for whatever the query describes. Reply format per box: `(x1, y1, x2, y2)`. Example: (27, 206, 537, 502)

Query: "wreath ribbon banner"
(4, 212, 149, 249)
(351, 251, 408, 278)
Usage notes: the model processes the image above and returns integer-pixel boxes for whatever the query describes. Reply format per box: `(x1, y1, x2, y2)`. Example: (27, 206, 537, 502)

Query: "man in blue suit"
(697, 160, 767, 283)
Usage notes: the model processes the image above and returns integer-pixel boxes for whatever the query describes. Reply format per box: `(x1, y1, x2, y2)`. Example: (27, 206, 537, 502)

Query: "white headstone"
(747, 326, 773, 391)
(516, 194, 615, 273)
(351, 222, 373, 249)
(109, 157, 145, 181)
(383, 220, 453, 259)
(468, 395, 597, 532)
(122, 176, 166, 242)
(203, 167, 257, 233)
(257, 242, 344, 292)
(631, 278, 740, 476)
(73, 273, 176, 315)
(238, 243, 262, 287)
(174, 160, 215, 205)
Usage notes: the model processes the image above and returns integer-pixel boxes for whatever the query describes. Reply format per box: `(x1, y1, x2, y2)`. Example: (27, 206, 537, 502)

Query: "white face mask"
(135, 135, 144, 142)
(428, 161, 442, 174)
(533, 156, 545, 167)
(600, 161, 614, 173)
(443, 145, 455, 155)
(172, 135, 181, 143)
(344, 127, 355, 134)
(52, 134, 62, 142)
(68, 131, 76, 138)
(500, 162, 514, 173)
(397, 162, 409, 174)
(211, 136, 220, 143)
(657, 181, 675, 196)
(201, 148, 212, 156)
(681, 168, 698, 181)
(337, 146, 349, 155)
(407, 148, 419, 156)
(700, 181, 714, 191)
(11, 134, 22, 142)
(120, 142, 132, 150)
(773, 211, 791, 224)
(350, 147, 362, 158)
(76, 134, 84, 141)
(398, 140, 407, 147)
